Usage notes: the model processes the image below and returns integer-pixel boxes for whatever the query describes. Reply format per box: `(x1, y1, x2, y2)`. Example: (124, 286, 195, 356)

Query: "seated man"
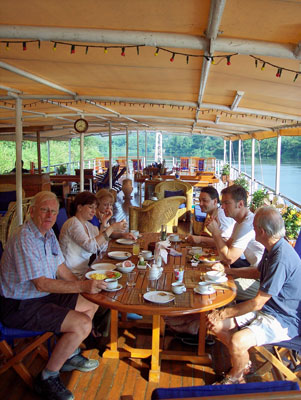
(207, 206, 301, 384)
(0, 191, 107, 400)
(9, 159, 29, 173)
(207, 185, 264, 300)
(187, 186, 235, 246)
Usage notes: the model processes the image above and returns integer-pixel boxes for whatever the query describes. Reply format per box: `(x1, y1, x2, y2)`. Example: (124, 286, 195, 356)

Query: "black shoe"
(205, 335, 216, 346)
(34, 373, 74, 400)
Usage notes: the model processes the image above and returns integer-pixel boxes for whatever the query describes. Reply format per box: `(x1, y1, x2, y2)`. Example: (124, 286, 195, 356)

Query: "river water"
(233, 159, 301, 205)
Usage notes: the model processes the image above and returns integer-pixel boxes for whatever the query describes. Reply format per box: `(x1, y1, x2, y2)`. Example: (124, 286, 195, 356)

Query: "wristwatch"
(103, 230, 110, 241)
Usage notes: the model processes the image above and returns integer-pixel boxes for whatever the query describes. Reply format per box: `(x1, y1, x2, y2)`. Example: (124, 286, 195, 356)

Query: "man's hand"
(206, 217, 220, 235)
(211, 262, 225, 272)
(206, 309, 224, 331)
(186, 234, 200, 244)
(81, 279, 108, 294)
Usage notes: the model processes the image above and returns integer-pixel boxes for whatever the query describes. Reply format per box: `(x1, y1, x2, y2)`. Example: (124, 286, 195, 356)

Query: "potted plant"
(234, 175, 249, 192)
(281, 206, 301, 242)
(221, 163, 230, 183)
(56, 164, 67, 175)
(249, 188, 268, 212)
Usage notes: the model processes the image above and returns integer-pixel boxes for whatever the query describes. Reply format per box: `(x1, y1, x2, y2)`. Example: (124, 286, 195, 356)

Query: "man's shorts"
(0, 293, 78, 333)
(235, 311, 291, 346)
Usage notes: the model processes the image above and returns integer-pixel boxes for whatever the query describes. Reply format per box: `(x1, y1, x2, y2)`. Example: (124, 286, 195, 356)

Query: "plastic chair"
(0, 320, 52, 388)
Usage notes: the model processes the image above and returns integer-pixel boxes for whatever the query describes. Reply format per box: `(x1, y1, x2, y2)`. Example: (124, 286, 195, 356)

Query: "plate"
(169, 237, 182, 243)
(116, 238, 136, 245)
(85, 270, 122, 280)
(143, 291, 175, 304)
(196, 257, 220, 264)
(91, 263, 116, 271)
(108, 251, 132, 260)
(194, 287, 216, 295)
(207, 275, 228, 283)
(103, 283, 123, 292)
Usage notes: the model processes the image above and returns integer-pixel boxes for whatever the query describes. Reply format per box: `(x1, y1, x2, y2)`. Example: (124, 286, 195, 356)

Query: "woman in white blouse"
(59, 191, 127, 277)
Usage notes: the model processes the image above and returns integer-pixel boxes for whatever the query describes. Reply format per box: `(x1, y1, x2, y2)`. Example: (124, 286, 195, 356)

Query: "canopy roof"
(0, 0, 301, 142)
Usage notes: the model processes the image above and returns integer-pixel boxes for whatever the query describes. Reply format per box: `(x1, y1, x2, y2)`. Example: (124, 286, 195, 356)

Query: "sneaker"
(61, 353, 99, 372)
(34, 373, 74, 400)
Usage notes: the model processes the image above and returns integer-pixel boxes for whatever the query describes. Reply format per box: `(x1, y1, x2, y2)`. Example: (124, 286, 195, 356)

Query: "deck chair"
(112, 166, 126, 192)
(0, 320, 52, 388)
(255, 336, 301, 385)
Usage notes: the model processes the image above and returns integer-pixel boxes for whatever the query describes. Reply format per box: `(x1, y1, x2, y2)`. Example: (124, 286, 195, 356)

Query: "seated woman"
(59, 191, 127, 278)
(95, 188, 136, 241)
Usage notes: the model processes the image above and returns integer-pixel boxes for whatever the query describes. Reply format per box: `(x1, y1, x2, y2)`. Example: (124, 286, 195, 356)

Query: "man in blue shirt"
(0, 191, 107, 400)
(207, 206, 301, 385)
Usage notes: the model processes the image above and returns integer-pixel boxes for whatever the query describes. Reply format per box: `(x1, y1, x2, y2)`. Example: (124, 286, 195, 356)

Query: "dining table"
(83, 233, 236, 383)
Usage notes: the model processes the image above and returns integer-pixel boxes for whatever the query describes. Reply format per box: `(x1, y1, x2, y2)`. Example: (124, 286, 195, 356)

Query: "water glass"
(147, 278, 157, 292)
(174, 267, 184, 282)
(133, 242, 140, 256)
(127, 271, 136, 287)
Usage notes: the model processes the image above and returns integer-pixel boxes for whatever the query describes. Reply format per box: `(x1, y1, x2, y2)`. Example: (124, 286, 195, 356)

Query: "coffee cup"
(130, 230, 139, 239)
(104, 278, 118, 289)
(171, 282, 186, 294)
(206, 270, 225, 281)
(169, 234, 179, 241)
(197, 281, 214, 294)
(140, 250, 152, 260)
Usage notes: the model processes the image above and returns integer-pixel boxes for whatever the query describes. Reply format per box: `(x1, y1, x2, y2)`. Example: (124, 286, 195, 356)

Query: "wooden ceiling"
(0, 0, 300, 142)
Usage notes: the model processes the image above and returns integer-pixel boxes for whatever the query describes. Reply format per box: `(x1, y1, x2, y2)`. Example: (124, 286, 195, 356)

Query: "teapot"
(148, 263, 163, 280)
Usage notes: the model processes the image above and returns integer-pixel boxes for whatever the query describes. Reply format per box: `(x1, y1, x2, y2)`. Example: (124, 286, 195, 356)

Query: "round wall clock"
(74, 118, 89, 133)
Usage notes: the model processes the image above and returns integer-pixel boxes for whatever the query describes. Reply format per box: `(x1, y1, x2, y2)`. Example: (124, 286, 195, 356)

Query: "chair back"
(294, 230, 301, 259)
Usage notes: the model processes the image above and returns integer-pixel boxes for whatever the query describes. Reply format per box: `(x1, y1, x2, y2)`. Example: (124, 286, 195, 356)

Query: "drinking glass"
(133, 242, 140, 256)
(147, 278, 157, 292)
(127, 271, 136, 287)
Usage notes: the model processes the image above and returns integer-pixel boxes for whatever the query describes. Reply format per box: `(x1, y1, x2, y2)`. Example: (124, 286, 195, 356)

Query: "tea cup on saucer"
(171, 282, 186, 294)
(104, 278, 118, 289)
(196, 281, 214, 294)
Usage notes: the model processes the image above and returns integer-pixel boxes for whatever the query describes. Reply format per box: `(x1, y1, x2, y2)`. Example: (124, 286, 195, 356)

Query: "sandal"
(243, 360, 255, 375)
(213, 375, 246, 385)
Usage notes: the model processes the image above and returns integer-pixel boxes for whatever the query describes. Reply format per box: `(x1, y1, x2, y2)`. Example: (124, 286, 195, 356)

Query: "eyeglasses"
(39, 207, 58, 216)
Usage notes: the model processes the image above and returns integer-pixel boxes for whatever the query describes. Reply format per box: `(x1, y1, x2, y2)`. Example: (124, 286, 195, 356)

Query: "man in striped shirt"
(0, 191, 107, 400)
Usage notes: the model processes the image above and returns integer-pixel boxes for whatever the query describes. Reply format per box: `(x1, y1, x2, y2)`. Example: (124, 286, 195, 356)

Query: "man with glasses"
(207, 206, 301, 384)
(207, 185, 264, 301)
(0, 191, 107, 400)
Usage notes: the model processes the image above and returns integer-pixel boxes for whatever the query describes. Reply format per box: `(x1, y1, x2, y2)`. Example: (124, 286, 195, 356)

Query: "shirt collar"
(27, 218, 59, 255)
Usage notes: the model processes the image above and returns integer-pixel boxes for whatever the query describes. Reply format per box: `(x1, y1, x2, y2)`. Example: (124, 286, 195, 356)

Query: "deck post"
(145, 130, 147, 168)
(238, 139, 241, 174)
(137, 129, 140, 173)
(126, 126, 129, 178)
(229, 140, 232, 179)
(109, 122, 112, 189)
(80, 133, 84, 192)
(275, 132, 281, 195)
(47, 140, 50, 173)
(223, 139, 227, 163)
(251, 137, 255, 195)
(15, 96, 23, 226)
(68, 139, 72, 174)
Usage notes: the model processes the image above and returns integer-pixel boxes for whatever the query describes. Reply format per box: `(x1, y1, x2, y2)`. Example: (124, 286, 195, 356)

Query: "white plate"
(116, 238, 136, 245)
(189, 248, 205, 256)
(194, 287, 216, 295)
(91, 263, 116, 271)
(103, 284, 123, 292)
(197, 257, 220, 264)
(85, 270, 122, 280)
(143, 291, 175, 304)
(108, 251, 132, 260)
(207, 275, 228, 283)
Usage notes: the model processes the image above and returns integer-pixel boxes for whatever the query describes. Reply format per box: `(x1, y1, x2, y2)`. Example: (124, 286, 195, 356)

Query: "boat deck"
(0, 183, 283, 400)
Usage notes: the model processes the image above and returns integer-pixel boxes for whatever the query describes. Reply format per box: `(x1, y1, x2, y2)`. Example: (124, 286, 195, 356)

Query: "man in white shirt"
(187, 186, 235, 246)
(207, 185, 264, 300)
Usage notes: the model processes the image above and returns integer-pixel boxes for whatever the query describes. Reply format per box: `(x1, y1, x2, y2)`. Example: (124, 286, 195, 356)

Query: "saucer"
(103, 284, 123, 292)
(194, 287, 216, 295)
(169, 237, 182, 243)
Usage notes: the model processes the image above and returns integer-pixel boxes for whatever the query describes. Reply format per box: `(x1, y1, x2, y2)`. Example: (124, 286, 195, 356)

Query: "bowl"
(205, 270, 225, 281)
(116, 261, 135, 273)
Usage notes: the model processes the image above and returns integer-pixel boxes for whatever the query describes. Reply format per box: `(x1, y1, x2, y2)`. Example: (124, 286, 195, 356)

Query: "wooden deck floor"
(0, 183, 278, 400)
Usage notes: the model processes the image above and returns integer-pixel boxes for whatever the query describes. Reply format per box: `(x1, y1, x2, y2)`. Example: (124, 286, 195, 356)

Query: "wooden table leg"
(102, 309, 120, 358)
(198, 312, 206, 356)
(149, 314, 161, 383)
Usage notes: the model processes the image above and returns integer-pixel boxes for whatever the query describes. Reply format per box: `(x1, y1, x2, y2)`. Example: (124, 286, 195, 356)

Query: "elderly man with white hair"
(0, 191, 107, 400)
(207, 206, 301, 385)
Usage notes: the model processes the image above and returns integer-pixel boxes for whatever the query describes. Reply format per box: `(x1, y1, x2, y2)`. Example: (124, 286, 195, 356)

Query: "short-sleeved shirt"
(59, 216, 108, 277)
(259, 238, 301, 338)
(231, 211, 264, 266)
(0, 219, 65, 299)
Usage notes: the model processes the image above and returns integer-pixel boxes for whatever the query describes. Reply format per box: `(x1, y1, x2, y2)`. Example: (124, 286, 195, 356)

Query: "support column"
(251, 137, 255, 195)
(47, 140, 50, 172)
(126, 126, 129, 178)
(80, 133, 84, 192)
(68, 139, 72, 174)
(15, 97, 23, 225)
(223, 139, 227, 163)
(145, 131, 147, 168)
(37, 131, 42, 174)
(229, 140, 232, 179)
(137, 129, 140, 173)
(238, 139, 241, 174)
(275, 132, 281, 195)
(109, 122, 112, 189)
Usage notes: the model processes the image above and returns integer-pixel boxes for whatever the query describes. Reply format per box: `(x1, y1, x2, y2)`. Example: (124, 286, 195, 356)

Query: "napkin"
(169, 248, 182, 257)
(154, 241, 170, 264)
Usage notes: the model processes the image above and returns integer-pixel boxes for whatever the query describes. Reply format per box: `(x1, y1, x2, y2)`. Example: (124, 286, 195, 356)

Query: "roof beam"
(0, 25, 299, 59)
(231, 91, 245, 111)
(0, 61, 77, 96)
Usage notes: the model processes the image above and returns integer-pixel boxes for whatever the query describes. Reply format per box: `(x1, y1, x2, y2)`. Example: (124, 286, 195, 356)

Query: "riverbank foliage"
(1, 133, 301, 173)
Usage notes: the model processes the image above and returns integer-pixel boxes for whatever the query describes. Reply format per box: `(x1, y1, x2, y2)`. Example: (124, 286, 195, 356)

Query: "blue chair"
(152, 380, 299, 399)
(0, 320, 52, 387)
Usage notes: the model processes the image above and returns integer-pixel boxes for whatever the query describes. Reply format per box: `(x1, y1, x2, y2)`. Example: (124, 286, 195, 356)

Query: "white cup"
(171, 282, 186, 294)
(197, 281, 214, 294)
(170, 234, 179, 241)
(141, 250, 152, 260)
(104, 278, 118, 289)
(205, 270, 225, 281)
(130, 230, 139, 239)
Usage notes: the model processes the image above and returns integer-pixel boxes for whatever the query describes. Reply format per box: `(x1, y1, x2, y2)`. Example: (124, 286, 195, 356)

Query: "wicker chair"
(154, 180, 193, 221)
(129, 196, 186, 233)
(0, 197, 32, 249)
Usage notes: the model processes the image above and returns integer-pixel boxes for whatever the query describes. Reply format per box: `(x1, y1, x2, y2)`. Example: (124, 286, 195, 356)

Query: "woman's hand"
(98, 208, 113, 226)
(111, 219, 128, 233)
(122, 232, 136, 240)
